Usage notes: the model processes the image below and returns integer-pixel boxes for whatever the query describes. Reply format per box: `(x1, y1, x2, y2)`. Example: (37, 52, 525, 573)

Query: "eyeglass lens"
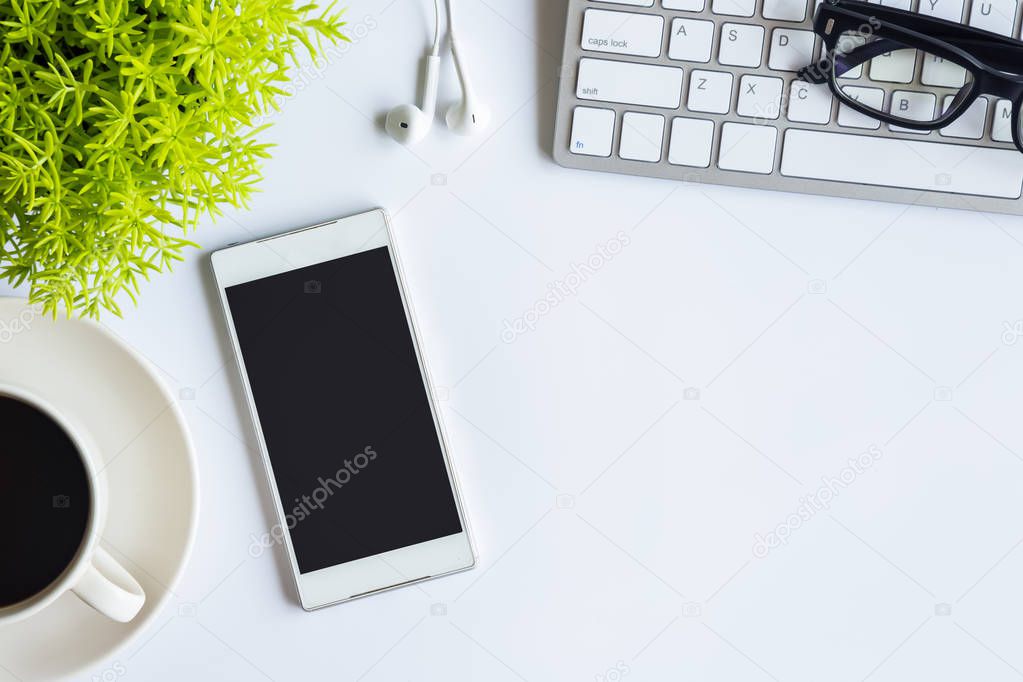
(830, 30, 976, 129)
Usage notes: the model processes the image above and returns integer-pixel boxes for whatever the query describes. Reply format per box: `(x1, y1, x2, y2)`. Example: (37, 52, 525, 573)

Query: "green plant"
(0, 0, 346, 317)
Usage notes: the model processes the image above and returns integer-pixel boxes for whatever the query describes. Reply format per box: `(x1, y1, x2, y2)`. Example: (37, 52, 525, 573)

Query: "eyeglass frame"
(797, 0, 1023, 153)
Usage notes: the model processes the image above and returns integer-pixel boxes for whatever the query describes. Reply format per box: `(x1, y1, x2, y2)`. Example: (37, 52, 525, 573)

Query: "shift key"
(577, 58, 684, 109)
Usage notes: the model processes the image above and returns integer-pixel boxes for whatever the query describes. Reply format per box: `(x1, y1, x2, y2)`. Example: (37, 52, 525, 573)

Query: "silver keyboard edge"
(552, 0, 1023, 215)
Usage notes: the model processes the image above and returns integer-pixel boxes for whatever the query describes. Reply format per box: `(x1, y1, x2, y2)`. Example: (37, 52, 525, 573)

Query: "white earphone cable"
(431, 0, 442, 56)
(445, 0, 466, 83)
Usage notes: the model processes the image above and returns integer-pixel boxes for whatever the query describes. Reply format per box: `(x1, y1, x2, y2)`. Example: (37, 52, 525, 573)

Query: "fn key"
(570, 107, 615, 157)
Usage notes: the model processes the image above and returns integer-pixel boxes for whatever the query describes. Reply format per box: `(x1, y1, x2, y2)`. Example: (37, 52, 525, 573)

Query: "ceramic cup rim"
(0, 382, 104, 625)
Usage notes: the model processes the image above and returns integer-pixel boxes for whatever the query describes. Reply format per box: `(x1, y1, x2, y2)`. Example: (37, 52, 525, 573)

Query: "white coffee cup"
(0, 383, 146, 625)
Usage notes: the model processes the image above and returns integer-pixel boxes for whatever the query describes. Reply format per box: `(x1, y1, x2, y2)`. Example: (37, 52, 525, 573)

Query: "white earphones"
(385, 0, 488, 145)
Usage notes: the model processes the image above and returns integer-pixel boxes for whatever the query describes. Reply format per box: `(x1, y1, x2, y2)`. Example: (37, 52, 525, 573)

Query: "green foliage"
(0, 0, 346, 317)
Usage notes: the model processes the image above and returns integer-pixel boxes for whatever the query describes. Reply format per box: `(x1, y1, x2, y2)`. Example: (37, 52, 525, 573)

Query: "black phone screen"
(225, 246, 463, 574)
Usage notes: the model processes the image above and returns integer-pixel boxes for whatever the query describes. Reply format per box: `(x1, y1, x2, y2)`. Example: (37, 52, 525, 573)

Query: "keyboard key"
(940, 96, 987, 139)
(592, 0, 654, 5)
(620, 112, 666, 161)
(837, 86, 884, 129)
(969, 0, 1017, 34)
(664, 0, 706, 9)
(570, 107, 615, 157)
(835, 38, 864, 79)
(582, 9, 664, 57)
(668, 117, 715, 167)
(888, 90, 936, 133)
(781, 129, 1023, 198)
(718, 23, 764, 67)
(918, 0, 965, 21)
(762, 0, 807, 21)
(921, 54, 968, 88)
(838, 62, 863, 79)
(712, 0, 755, 17)
(719, 122, 777, 173)
(737, 75, 783, 119)
(834, 32, 865, 79)
(788, 80, 833, 124)
(992, 99, 1014, 142)
(768, 29, 815, 71)
(668, 18, 715, 62)
(878, 0, 912, 9)
(868, 49, 916, 83)
(687, 69, 734, 114)
(577, 58, 684, 108)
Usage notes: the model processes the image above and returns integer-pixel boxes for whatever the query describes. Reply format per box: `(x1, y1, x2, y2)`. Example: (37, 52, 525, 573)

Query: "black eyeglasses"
(798, 0, 1023, 153)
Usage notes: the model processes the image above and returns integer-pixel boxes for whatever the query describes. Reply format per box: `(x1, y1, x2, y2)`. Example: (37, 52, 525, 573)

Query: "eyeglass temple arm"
(797, 37, 905, 83)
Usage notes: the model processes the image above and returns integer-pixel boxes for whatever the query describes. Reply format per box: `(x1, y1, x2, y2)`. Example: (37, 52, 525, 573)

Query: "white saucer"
(0, 298, 198, 681)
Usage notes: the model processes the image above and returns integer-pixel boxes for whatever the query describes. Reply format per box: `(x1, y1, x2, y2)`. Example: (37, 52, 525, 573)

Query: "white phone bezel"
(210, 208, 475, 610)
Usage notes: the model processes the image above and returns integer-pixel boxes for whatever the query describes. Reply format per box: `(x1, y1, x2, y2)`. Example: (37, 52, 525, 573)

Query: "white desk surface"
(7, 1, 1023, 679)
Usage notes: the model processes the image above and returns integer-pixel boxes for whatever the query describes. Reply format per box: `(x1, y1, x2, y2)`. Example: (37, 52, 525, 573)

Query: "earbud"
(445, 93, 489, 136)
(444, 1, 488, 137)
(385, 103, 431, 146)
(386, 55, 440, 146)
(445, 39, 490, 136)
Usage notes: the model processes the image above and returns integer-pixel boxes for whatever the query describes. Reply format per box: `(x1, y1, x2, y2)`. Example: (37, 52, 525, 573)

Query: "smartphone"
(211, 208, 475, 609)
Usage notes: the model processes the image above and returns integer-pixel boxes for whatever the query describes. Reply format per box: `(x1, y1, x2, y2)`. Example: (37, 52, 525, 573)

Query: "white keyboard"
(553, 0, 1023, 213)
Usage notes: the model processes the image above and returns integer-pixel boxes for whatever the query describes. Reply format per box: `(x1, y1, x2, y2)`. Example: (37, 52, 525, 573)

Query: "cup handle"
(71, 547, 146, 622)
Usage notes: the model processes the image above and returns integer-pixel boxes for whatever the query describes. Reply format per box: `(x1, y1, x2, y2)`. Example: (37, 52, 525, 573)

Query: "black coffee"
(0, 396, 91, 607)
